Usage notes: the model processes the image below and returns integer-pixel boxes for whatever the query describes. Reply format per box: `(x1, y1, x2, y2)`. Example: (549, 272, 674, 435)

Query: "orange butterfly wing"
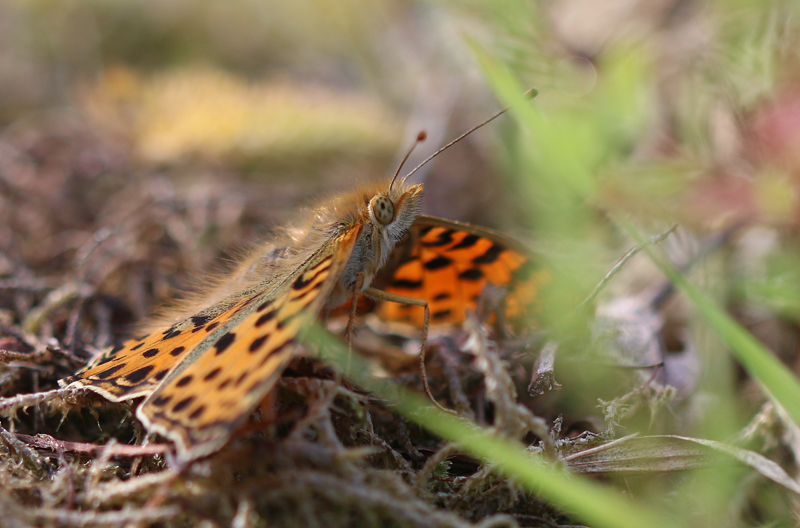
(369, 215, 549, 327)
(65, 227, 360, 460)
(61, 297, 252, 402)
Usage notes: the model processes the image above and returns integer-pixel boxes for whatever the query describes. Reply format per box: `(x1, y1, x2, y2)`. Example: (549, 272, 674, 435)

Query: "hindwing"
(369, 215, 549, 327)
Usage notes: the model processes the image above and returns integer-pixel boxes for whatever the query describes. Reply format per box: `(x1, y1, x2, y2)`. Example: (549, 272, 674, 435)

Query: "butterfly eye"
(369, 195, 395, 226)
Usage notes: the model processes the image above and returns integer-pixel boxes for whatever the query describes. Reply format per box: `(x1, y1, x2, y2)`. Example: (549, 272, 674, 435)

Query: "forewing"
(371, 215, 549, 326)
(136, 228, 359, 460)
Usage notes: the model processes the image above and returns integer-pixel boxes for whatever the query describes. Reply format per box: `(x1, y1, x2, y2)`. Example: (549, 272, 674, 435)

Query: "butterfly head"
(368, 182, 421, 224)
(348, 179, 422, 281)
(368, 181, 422, 239)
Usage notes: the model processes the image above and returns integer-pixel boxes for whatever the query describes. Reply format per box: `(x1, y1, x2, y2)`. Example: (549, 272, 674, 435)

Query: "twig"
(0, 349, 32, 363)
(0, 278, 59, 291)
(527, 340, 561, 397)
(13, 432, 169, 457)
(647, 222, 743, 310)
(578, 224, 678, 310)
(0, 424, 50, 478)
(0, 388, 70, 416)
(26, 506, 180, 526)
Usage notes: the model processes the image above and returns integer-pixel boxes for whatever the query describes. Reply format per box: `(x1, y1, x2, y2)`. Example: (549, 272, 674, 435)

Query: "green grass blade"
(630, 222, 800, 426)
(303, 325, 683, 528)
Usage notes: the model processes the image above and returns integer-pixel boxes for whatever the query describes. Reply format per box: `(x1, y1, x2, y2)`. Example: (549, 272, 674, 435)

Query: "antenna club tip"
(417, 131, 427, 142)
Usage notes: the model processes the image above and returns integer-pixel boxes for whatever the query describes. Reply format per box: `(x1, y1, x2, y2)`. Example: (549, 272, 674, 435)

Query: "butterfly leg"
(344, 272, 366, 374)
(363, 288, 456, 415)
(346, 273, 365, 347)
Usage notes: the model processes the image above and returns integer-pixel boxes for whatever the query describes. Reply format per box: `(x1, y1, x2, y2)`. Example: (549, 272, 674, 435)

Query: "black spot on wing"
(293, 273, 313, 290)
(176, 375, 193, 387)
(143, 348, 159, 358)
(125, 365, 154, 384)
(432, 309, 453, 320)
(234, 371, 249, 387)
(206, 322, 220, 333)
(153, 369, 169, 382)
(417, 226, 434, 236)
(214, 333, 236, 355)
(256, 310, 277, 327)
(249, 335, 268, 353)
(451, 234, 481, 250)
(204, 368, 221, 381)
(292, 256, 332, 290)
(129, 342, 144, 352)
(458, 268, 484, 281)
(92, 353, 116, 367)
(423, 256, 452, 271)
(172, 396, 194, 413)
(421, 229, 455, 248)
(161, 326, 181, 340)
(152, 395, 172, 407)
(95, 364, 125, 380)
(472, 244, 504, 264)
(433, 292, 451, 301)
(393, 279, 423, 289)
(189, 406, 206, 419)
(293, 268, 325, 290)
(170, 346, 186, 356)
(190, 314, 212, 328)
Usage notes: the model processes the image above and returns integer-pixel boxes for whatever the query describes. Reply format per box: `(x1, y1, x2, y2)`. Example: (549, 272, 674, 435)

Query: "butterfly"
(61, 131, 549, 461)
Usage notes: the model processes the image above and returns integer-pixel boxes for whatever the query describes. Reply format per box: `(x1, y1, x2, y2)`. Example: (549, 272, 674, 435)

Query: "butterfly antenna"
(390, 131, 428, 192)
(400, 89, 537, 185)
